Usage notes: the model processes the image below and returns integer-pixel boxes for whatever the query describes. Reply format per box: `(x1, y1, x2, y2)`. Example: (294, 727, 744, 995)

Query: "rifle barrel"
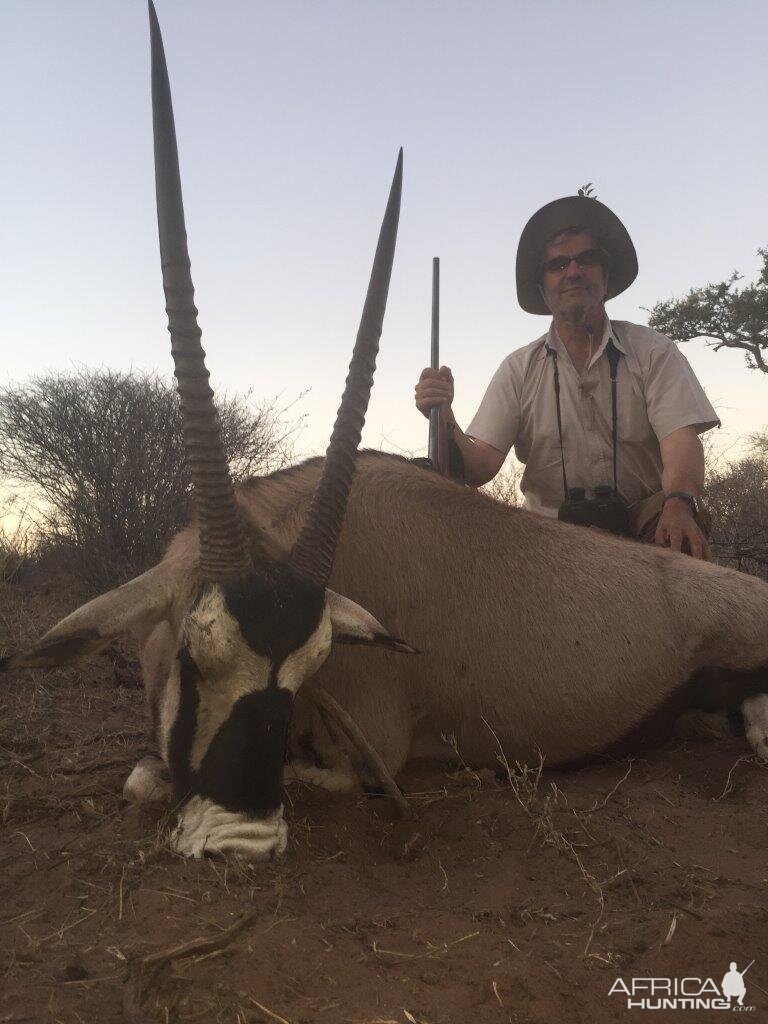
(428, 257, 440, 468)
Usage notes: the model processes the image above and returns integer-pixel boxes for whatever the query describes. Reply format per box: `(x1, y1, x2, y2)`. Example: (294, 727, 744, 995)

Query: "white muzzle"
(171, 796, 288, 860)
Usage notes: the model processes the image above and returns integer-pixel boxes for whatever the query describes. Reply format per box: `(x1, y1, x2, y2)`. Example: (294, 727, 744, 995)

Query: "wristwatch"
(663, 490, 699, 515)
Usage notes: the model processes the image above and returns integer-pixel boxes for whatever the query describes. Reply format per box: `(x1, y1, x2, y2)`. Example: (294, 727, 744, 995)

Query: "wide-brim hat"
(516, 195, 638, 315)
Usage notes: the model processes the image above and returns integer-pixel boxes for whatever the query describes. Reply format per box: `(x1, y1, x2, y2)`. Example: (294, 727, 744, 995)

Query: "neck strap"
(548, 328, 622, 502)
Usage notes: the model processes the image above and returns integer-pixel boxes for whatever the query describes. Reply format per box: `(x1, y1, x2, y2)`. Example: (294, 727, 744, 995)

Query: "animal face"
(164, 568, 326, 817)
(156, 564, 412, 859)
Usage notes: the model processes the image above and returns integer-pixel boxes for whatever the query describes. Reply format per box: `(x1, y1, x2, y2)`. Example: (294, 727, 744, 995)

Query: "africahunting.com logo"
(609, 960, 756, 1011)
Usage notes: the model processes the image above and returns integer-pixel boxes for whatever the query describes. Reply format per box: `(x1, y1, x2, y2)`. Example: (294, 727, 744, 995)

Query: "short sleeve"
(466, 357, 521, 455)
(643, 335, 721, 441)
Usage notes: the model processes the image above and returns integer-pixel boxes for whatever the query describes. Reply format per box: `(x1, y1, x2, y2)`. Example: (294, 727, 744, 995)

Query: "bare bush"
(705, 431, 768, 580)
(0, 369, 301, 593)
(481, 461, 523, 507)
(0, 500, 34, 585)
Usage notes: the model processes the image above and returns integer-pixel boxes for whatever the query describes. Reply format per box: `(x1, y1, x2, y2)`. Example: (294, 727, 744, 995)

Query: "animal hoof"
(171, 796, 288, 861)
(742, 695, 768, 761)
(123, 756, 171, 804)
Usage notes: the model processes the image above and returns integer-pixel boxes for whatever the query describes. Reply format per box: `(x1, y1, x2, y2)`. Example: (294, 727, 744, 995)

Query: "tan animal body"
(227, 452, 768, 776)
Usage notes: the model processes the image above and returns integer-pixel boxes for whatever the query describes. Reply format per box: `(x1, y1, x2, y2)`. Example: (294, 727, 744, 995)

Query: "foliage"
(705, 432, 768, 580)
(0, 369, 300, 592)
(648, 249, 768, 373)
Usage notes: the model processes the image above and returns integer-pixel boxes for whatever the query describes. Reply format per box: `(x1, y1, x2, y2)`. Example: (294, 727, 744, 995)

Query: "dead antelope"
(228, 452, 768, 789)
(1, 2, 413, 860)
(4, 6, 768, 864)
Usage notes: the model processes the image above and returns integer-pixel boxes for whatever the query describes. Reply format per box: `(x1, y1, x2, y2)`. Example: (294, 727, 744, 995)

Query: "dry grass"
(2, 578, 768, 1023)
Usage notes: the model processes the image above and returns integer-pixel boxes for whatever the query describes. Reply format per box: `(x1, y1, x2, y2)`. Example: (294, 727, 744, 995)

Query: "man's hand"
(655, 497, 710, 560)
(415, 365, 454, 418)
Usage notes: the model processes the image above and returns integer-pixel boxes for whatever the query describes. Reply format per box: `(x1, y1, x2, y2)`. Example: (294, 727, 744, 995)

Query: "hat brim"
(516, 196, 638, 315)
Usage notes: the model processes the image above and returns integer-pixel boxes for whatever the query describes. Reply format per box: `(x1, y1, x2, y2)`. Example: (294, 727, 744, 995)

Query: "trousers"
(629, 491, 711, 549)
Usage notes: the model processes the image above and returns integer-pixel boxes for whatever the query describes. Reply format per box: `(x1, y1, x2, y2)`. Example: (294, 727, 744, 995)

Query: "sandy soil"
(1, 582, 767, 1024)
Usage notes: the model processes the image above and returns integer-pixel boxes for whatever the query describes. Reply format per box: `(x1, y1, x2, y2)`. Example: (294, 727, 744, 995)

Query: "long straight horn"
(290, 151, 403, 588)
(148, 1, 251, 583)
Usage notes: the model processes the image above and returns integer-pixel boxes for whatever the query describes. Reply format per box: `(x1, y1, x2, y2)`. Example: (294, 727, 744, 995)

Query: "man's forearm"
(659, 426, 705, 497)
(444, 413, 505, 486)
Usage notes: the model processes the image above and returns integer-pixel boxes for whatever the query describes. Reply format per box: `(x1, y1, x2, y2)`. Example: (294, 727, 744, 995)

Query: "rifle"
(427, 257, 448, 475)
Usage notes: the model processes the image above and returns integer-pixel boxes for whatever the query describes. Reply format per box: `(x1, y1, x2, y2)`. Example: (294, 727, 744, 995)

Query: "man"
(414, 194, 719, 559)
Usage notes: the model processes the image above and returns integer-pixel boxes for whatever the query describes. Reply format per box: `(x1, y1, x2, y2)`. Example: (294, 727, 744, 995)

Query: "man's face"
(539, 230, 608, 325)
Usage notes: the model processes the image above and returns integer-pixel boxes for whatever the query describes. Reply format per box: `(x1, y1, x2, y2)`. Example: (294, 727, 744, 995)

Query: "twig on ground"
(614, 840, 642, 907)
(588, 760, 633, 812)
(372, 930, 479, 961)
(667, 901, 703, 921)
(123, 908, 264, 1021)
(662, 912, 678, 946)
(57, 756, 138, 776)
(248, 997, 292, 1024)
(713, 755, 753, 801)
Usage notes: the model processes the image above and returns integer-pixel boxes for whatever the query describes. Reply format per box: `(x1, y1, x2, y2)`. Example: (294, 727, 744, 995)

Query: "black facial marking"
(168, 641, 294, 817)
(221, 561, 325, 667)
(166, 567, 326, 817)
(195, 687, 293, 816)
(168, 644, 201, 801)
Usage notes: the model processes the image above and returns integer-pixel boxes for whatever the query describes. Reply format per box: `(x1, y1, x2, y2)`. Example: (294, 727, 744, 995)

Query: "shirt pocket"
(618, 373, 653, 445)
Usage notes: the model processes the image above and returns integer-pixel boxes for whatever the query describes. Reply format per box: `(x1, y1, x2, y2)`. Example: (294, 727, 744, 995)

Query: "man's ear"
(326, 590, 418, 654)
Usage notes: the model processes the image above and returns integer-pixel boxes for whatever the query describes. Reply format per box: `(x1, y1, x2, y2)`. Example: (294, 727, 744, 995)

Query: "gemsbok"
(4, 4, 768, 863)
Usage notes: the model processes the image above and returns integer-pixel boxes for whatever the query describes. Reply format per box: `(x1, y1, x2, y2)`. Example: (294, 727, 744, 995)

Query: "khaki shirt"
(467, 319, 720, 518)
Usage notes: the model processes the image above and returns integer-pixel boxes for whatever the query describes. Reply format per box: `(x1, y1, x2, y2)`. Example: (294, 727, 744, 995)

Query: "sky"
(2, 0, 766, 479)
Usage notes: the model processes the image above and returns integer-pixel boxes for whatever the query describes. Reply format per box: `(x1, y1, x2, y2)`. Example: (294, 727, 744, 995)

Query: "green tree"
(648, 248, 768, 373)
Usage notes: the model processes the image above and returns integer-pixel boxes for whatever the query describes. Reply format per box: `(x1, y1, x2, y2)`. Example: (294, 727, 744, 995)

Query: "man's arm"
(415, 366, 506, 486)
(656, 425, 709, 559)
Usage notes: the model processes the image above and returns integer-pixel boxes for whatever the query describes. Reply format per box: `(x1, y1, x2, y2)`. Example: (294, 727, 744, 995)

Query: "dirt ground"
(1, 581, 767, 1024)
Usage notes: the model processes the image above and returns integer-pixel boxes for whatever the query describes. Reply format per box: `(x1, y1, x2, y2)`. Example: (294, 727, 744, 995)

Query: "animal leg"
(742, 694, 768, 760)
(284, 758, 359, 793)
(123, 755, 171, 804)
(673, 709, 732, 742)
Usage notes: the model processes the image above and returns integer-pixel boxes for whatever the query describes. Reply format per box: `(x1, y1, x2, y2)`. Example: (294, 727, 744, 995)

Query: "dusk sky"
(2, 1, 766, 477)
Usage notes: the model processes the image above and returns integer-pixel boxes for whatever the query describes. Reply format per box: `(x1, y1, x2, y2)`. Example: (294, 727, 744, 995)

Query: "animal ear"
(326, 590, 418, 654)
(1, 559, 190, 671)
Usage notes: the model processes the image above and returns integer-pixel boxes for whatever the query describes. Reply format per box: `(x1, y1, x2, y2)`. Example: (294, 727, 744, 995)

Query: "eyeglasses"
(541, 248, 610, 275)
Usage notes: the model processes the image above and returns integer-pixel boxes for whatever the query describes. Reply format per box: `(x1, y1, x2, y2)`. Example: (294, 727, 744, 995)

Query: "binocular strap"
(548, 330, 623, 502)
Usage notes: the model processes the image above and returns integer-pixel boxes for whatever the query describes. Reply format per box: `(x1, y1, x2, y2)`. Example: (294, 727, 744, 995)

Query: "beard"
(555, 285, 605, 329)
(558, 298, 600, 329)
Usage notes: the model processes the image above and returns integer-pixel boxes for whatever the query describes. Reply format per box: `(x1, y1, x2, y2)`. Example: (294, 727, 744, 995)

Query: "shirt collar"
(544, 316, 627, 368)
